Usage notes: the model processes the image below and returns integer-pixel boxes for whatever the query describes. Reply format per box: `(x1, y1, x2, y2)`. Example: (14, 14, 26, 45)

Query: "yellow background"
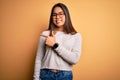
(0, 0, 120, 80)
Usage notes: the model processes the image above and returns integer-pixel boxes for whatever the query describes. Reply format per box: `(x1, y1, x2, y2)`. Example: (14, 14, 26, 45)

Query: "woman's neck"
(54, 27, 64, 32)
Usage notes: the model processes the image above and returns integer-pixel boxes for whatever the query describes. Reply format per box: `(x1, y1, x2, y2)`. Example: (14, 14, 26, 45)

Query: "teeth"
(56, 20, 62, 23)
(57, 21, 61, 22)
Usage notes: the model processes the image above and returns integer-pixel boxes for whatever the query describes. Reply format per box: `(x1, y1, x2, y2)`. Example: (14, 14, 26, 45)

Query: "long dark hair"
(48, 3, 77, 35)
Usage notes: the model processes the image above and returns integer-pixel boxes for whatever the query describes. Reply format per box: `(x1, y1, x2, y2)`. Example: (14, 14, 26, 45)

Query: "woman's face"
(52, 7, 65, 30)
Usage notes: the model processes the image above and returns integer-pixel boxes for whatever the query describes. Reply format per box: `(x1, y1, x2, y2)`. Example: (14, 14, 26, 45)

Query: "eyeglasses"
(52, 12, 65, 18)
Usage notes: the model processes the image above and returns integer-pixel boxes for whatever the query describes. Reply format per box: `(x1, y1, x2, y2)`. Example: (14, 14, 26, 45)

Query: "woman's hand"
(40, 31, 56, 47)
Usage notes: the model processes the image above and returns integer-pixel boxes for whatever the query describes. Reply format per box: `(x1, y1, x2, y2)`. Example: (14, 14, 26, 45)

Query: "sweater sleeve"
(33, 34, 45, 80)
(54, 33, 82, 65)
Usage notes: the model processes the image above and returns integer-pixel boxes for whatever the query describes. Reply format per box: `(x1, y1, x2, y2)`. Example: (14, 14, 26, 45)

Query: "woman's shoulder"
(41, 30, 50, 35)
(71, 32, 82, 37)
(72, 32, 82, 40)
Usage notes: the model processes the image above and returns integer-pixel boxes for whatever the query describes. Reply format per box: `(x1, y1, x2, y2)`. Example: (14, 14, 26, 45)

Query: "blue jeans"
(40, 69, 73, 80)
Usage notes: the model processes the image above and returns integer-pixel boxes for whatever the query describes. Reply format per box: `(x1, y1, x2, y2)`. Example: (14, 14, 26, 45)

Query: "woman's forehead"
(53, 7, 63, 13)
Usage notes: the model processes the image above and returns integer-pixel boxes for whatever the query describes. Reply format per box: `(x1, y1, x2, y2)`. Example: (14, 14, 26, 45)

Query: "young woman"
(33, 3, 82, 80)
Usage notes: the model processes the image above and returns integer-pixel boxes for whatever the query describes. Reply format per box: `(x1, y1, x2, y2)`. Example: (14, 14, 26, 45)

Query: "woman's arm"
(33, 35, 45, 80)
(54, 33, 82, 65)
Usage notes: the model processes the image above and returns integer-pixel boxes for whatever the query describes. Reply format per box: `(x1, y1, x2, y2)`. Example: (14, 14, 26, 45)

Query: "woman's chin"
(56, 24, 64, 27)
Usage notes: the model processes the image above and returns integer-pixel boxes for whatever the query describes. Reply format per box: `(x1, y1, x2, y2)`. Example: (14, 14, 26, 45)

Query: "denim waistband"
(41, 68, 72, 73)
(40, 68, 73, 80)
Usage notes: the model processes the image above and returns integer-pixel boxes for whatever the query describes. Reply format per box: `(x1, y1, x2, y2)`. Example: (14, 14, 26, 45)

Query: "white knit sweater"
(33, 30, 82, 80)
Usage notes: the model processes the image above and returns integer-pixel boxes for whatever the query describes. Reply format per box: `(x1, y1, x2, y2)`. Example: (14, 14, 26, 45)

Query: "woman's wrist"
(52, 43, 59, 49)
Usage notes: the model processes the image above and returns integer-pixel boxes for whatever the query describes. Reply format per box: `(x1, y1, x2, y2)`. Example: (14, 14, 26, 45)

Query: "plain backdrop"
(0, 0, 120, 80)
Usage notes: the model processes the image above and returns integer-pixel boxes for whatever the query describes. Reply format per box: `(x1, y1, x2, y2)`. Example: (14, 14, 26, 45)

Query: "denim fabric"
(40, 69, 73, 80)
